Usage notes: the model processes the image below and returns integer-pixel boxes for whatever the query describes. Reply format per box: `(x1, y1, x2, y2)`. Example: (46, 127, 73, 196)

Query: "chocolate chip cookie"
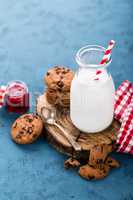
(11, 113, 43, 144)
(46, 88, 70, 108)
(44, 66, 74, 92)
(89, 144, 112, 167)
(79, 164, 110, 180)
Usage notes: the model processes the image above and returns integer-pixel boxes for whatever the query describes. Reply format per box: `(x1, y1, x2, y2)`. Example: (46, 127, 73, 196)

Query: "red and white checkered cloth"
(114, 80, 133, 154)
(0, 85, 6, 108)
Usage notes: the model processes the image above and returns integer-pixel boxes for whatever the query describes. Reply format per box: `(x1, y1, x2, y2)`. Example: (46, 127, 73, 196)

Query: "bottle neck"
(76, 65, 109, 84)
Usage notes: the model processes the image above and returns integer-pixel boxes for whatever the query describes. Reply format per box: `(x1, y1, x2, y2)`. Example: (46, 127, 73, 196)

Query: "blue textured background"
(0, 0, 133, 199)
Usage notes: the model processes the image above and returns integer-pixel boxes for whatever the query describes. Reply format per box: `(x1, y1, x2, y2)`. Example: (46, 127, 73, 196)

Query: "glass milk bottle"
(70, 45, 115, 133)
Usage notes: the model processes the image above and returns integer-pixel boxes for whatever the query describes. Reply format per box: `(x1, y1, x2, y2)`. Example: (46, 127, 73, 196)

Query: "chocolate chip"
(49, 90, 53, 93)
(47, 72, 50, 76)
(55, 67, 61, 73)
(88, 176, 95, 180)
(56, 71, 60, 75)
(28, 118, 33, 123)
(62, 68, 70, 74)
(58, 88, 62, 92)
(19, 131, 24, 135)
(55, 67, 62, 72)
(107, 160, 112, 164)
(57, 81, 64, 88)
(22, 127, 27, 131)
(16, 134, 21, 139)
(33, 134, 37, 138)
(62, 71, 67, 74)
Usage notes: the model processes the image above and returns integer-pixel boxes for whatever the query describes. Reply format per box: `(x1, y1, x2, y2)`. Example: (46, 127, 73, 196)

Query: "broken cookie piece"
(89, 144, 112, 167)
(64, 158, 80, 169)
(105, 157, 120, 168)
(79, 164, 110, 180)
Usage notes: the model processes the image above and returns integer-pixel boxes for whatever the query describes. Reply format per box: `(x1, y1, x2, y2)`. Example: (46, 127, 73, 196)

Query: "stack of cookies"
(44, 66, 74, 108)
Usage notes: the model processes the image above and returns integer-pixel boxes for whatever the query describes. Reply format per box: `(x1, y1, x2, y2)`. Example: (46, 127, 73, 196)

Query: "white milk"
(70, 45, 115, 133)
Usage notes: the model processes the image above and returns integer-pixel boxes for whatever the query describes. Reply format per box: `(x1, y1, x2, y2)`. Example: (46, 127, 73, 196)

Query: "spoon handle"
(54, 122, 81, 151)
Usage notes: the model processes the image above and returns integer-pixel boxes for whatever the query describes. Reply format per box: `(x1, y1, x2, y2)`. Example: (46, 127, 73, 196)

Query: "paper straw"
(94, 40, 115, 80)
(100, 40, 116, 65)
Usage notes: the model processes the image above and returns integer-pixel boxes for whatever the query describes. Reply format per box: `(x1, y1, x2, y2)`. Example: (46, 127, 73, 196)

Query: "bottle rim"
(75, 45, 112, 69)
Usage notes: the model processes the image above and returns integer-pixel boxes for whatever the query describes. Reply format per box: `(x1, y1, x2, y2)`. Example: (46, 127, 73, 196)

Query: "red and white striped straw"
(100, 40, 116, 65)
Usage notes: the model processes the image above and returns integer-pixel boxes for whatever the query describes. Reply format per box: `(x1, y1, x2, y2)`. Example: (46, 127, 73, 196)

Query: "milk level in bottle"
(70, 45, 115, 133)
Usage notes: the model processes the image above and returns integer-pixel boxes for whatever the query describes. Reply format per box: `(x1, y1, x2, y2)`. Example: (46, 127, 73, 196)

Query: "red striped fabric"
(114, 81, 132, 122)
(114, 80, 133, 154)
(0, 85, 6, 108)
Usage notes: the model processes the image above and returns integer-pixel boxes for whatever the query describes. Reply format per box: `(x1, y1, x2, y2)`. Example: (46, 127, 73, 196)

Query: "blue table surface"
(0, 0, 133, 199)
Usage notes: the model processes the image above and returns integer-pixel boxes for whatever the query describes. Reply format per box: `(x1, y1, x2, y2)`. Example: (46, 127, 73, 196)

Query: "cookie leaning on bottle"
(44, 66, 74, 108)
